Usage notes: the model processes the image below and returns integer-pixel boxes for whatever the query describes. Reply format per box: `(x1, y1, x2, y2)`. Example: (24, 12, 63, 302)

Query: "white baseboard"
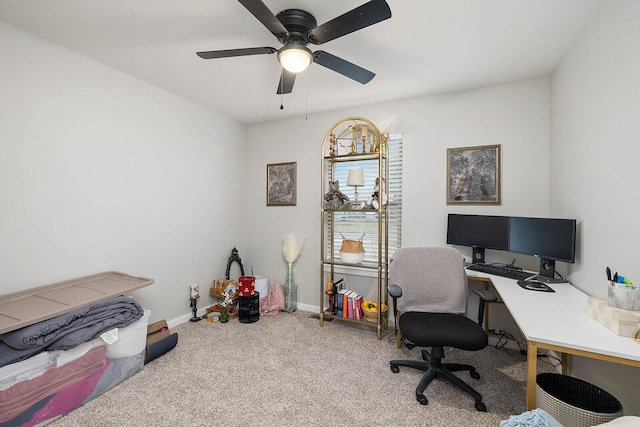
(168, 303, 320, 328)
(167, 308, 209, 329)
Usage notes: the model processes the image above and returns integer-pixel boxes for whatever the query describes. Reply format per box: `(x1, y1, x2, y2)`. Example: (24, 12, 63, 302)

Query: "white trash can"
(536, 373, 623, 427)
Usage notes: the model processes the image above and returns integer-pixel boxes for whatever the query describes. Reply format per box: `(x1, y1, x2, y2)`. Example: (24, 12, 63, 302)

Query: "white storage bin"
(105, 309, 150, 359)
(254, 276, 269, 299)
(608, 285, 640, 311)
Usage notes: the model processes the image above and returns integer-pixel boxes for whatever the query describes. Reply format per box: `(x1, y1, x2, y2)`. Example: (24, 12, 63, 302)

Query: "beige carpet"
(50, 310, 555, 427)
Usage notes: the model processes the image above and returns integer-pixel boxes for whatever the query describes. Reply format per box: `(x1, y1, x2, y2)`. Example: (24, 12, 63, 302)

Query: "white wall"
(551, 0, 640, 416)
(551, 0, 640, 297)
(244, 78, 552, 310)
(0, 21, 247, 322)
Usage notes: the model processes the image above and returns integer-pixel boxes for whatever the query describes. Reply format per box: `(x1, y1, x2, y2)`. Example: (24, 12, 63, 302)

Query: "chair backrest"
(388, 247, 468, 315)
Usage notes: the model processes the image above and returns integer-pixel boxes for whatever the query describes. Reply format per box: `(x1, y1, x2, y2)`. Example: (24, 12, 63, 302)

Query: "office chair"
(388, 247, 489, 412)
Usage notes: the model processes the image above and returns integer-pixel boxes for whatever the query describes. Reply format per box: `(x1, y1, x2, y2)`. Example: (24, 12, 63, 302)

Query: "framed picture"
(266, 162, 297, 206)
(446, 144, 501, 205)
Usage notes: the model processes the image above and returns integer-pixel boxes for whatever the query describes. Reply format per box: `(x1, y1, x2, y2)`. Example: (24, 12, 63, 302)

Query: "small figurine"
(360, 126, 368, 153)
(349, 125, 358, 154)
(324, 180, 349, 210)
(329, 133, 337, 157)
(326, 278, 335, 313)
(190, 283, 199, 299)
(361, 177, 388, 209)
(189, 284, 201, 322)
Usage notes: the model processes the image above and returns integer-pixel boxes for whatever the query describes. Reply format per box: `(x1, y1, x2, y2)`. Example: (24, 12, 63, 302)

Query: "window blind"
(327, 133, 403, 264)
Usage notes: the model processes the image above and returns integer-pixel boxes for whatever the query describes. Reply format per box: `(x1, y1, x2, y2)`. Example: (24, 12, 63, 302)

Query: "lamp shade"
(278, 45, 313, 73)
(347, 169, 365, 187)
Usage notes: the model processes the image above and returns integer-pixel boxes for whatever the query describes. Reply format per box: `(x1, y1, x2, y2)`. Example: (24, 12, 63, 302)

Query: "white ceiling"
(0, 0, 602, 125)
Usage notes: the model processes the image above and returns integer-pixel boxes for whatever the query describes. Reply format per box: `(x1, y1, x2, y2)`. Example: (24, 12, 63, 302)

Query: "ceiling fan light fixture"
(278, 45, 313, 73)
(197, 0, 392, 94)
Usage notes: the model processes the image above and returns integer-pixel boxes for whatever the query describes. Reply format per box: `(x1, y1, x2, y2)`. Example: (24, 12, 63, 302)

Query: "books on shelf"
(327, 277, 366, 320)
(331, 279, 344, 316)
(345, 290, 354, 318)
(336, 288, 346, 317)
(330, 284, 364, 320)
(353, 293, 363, 320)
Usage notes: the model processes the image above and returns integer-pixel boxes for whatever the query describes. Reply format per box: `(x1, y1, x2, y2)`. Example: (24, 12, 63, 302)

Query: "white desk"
(467, 271, 640, 410)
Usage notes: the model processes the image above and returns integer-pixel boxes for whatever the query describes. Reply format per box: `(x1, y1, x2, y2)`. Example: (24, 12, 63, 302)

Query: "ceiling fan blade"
(313, 51, 375, 84)
(308, 0, 392, 45)
(238, 0, 288, 38)
(196, 47, 276, 59)
(277, 69, 297, 94)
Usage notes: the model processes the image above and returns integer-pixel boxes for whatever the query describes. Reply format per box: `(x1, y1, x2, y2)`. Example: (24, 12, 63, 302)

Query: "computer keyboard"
(466, 263, 535, 281)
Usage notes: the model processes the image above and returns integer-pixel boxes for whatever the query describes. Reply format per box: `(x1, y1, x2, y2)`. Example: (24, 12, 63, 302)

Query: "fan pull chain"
(280, 71, 284, 110)
(305, 68, 308, 120)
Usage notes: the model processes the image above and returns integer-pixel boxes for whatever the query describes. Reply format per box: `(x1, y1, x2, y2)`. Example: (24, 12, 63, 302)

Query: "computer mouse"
(517, 279, 555, 292)
(525, 281, 549, 290)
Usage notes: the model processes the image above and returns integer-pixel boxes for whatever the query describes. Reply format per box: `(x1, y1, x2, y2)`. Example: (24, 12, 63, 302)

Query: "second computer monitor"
(509, 216, 577, 278)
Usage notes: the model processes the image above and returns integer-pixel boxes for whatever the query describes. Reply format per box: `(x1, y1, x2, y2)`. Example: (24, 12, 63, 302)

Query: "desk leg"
(526, 341, 538, 410)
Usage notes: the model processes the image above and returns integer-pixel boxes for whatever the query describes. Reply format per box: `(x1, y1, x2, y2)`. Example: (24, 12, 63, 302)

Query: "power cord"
(475, 324, 565, 376)
(488, 328, 526, 353)
(488, 260, 523, 271)
(554, 270, 565, 281)
(506, 259, 522, 270)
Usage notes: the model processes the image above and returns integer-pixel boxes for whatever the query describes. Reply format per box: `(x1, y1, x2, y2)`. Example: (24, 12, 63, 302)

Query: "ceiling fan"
(196, 0, 392, 94)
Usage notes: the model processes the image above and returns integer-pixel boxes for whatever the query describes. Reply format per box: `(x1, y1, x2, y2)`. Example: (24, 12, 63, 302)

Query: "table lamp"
(347, 169, 365, 203)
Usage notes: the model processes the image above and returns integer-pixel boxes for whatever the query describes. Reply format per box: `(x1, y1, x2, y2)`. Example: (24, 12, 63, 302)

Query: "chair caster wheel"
(470, 371, 480, 380)
(475, 401, 487, 412)
(390, 364, 399, 373)
(416, 393, 428, 405)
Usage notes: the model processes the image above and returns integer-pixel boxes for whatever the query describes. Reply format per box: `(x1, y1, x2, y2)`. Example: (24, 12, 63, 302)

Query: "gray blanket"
(0, 296, 143, 368)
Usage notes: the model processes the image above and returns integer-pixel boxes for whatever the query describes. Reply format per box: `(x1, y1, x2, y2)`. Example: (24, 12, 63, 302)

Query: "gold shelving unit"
(319, 117, 389, 339)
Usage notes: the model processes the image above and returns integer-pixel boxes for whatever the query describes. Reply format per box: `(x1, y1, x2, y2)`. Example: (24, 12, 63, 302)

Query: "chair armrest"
(473, 288, 497, 303)
(388, 284, 403, 342)
(472, 288, 498, 327)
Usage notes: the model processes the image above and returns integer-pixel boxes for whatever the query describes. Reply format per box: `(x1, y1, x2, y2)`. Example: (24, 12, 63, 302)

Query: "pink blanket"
(0, 346, 106, 423)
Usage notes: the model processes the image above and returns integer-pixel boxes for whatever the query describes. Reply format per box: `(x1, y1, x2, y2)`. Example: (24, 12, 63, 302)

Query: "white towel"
(499, 408, 563, 427)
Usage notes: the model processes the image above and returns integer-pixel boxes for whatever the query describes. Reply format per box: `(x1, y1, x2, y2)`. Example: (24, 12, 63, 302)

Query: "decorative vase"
(220, 310, 229, 323)
(283, 262, 298, 313)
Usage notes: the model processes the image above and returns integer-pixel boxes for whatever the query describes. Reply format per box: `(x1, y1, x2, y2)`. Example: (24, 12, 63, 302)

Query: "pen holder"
(607, 282, 640, 311)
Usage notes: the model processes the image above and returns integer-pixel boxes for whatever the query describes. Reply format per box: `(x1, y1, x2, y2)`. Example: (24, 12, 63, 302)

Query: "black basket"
(238, 292, 260, 324)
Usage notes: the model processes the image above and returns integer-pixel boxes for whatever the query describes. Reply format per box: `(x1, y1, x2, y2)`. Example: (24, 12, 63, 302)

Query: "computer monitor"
(508, 216, 576, 279)
(446, 214, 510, 264)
